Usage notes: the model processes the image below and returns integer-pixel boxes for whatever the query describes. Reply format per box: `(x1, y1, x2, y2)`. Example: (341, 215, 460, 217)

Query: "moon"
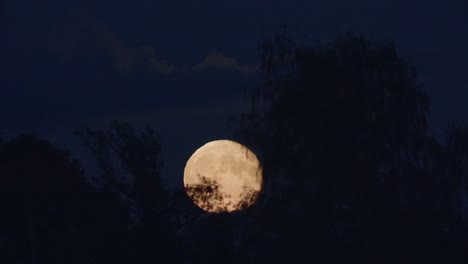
(183, 140, 262, 213)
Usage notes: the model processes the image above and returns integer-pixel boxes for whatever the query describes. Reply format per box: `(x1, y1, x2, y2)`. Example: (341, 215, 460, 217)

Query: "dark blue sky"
(2, 0, 467, 188)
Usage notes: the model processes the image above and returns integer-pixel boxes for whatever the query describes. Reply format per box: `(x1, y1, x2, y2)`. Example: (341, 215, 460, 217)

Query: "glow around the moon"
(183, 140, 262, 213)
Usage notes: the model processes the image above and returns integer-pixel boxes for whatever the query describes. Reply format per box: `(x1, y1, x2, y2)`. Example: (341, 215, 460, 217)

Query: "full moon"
(183, 140, 262, 213)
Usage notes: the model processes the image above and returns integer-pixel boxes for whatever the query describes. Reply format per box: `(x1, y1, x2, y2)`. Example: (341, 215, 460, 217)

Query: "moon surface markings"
(183, 140, 262, 213)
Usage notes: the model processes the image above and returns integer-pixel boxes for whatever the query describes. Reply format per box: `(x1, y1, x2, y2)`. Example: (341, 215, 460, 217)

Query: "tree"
(232, 32, 436, 261)
(185, 174, 260, 213)
(0, 135, 88, 263)
(445, 124, 468, 223)
(185, 174, 231, 213)
(74, 120, 173, 261)
(74, 120, 165, 222)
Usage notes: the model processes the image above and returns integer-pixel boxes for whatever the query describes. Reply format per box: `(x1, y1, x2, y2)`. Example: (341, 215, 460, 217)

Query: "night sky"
(2, 0, 467, 189)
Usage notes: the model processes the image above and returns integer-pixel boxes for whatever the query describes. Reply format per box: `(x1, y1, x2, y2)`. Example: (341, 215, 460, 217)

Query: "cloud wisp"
(191, 53, 260, 74)
(117, 49, 259, 75)
(46, 14, 258, 75)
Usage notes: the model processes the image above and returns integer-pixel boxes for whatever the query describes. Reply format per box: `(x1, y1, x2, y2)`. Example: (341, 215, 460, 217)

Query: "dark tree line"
(1, 33, 468, 263)
(232, 33, 468, 263)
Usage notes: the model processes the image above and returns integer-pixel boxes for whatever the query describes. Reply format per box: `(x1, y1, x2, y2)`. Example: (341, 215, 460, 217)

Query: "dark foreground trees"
(0, 124, 175, 263)
(0, 134, 143, 263)
(74, 120, 179, 262)
(1, 33, 467, 263)
(232, 33, 467, 262)
(0, 135, 88, 263)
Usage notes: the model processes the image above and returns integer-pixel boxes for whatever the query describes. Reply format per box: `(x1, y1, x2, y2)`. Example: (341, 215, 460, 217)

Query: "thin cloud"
(46, 15, 176, 75)
(46, 15, 256, 75)
(191, 53, 259, 74)
(118, 46, 176, 74)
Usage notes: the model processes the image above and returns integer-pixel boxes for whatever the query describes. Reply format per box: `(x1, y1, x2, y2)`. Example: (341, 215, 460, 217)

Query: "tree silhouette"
(185, 174, 231, 213)
(0, 135, 88, 263)
(74, 120, 165, 223)
(74, 120, 176, 261)
(228, 32, 467, 262)
(185, 174, 261, 213)
(445, 124, 468, 223)
(2, 31, 467, 263)
(233, 184, 260, 211)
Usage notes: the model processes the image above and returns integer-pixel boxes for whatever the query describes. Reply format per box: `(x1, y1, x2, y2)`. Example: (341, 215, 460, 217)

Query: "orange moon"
(183, 140, 262, 213)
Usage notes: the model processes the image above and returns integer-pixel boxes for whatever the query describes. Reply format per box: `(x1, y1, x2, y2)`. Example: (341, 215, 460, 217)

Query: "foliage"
(230, 32, 467, 262)
(74, 120, 175, 261)
(185, 174, 231, 213)
(444, 124, 468, 222)
(74, 120, 165, 218)
(185, 174, 260, 213)
(2, 32, 468, 263)
(0, 135, 88, 263)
